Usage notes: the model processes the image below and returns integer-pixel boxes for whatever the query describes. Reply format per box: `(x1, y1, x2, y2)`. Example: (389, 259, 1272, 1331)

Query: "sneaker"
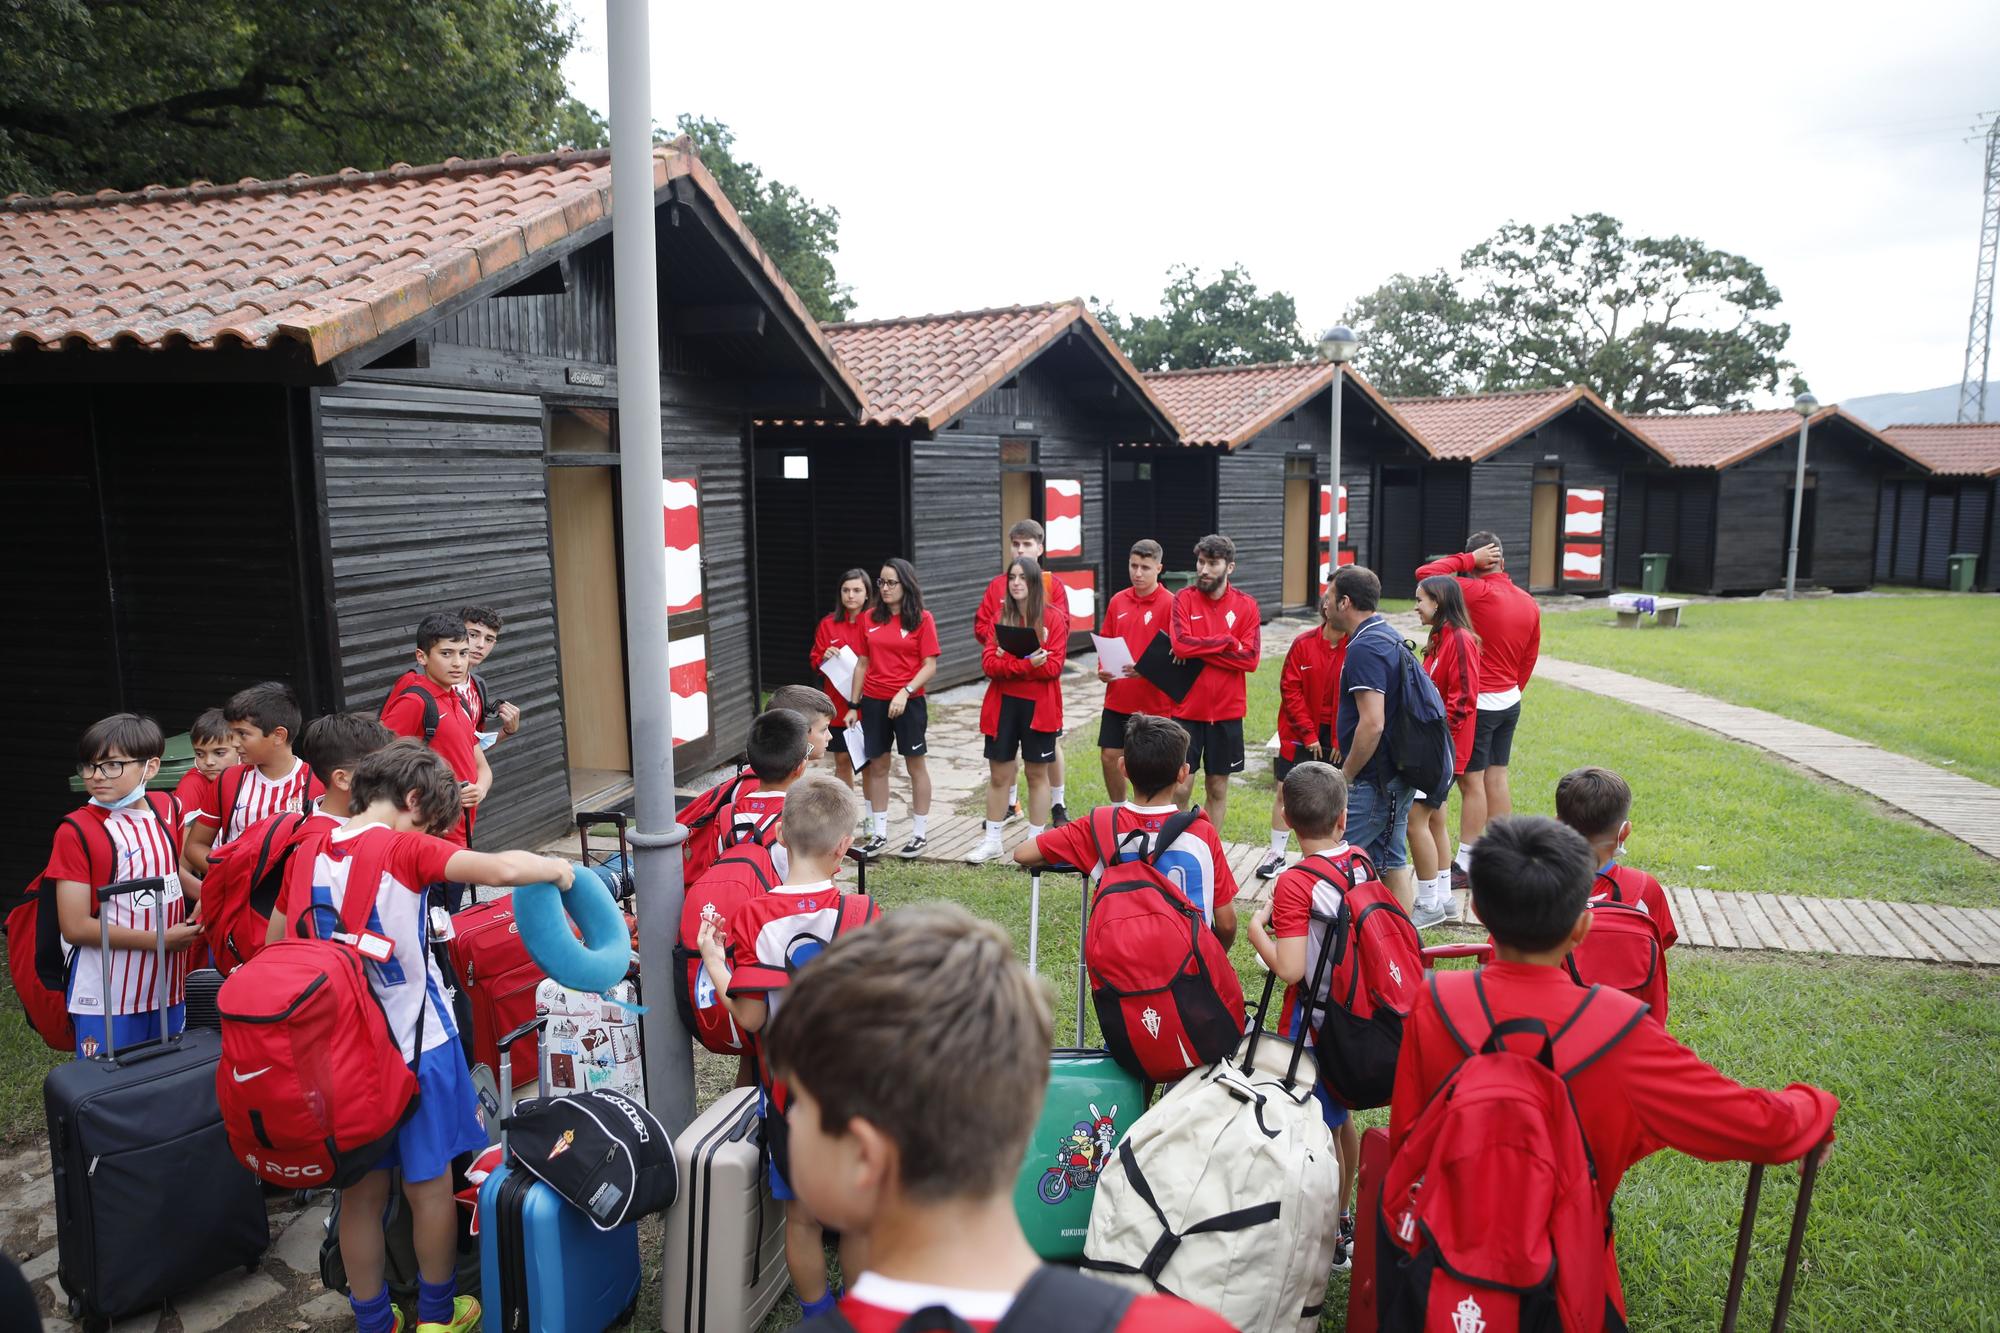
(856, 833, 889, 860)
(417, 1295, 481, 1333)
(896, 835, 928, 859)
(1050, 802, 1069, 828)
(1436, 894, 1464, 924)
(1003, 802, 1021, 823)
(1410, 900, 1450, 930)
(1331, 1211, 1355, 1272)
(1255, 849, 1286, 880)
(1449, 863, 1471, 896)
(965, 839, 1006, 864)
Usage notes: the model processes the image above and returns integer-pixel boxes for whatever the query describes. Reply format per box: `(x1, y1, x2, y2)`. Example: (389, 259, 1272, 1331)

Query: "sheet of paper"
(1090, 633, 1135, 678)
(820, 644, 861, 703)
(842, 720, 869, 768)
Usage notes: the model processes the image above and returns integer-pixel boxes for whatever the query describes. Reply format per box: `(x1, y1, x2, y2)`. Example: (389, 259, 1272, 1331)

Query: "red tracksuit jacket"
(1168, 583, 1261, 723)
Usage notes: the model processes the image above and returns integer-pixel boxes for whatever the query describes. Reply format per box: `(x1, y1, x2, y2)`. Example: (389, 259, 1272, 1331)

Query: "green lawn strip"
(0, 975, 67, 1146)
(1541, 595, 2000, 786)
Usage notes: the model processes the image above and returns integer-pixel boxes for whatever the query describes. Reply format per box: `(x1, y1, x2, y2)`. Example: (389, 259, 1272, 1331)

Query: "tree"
(1342, 214, 1792, 414)
(0, 1, 586, 195)
(1095, 264, 1312, 371)
(668, 116, 853, 324)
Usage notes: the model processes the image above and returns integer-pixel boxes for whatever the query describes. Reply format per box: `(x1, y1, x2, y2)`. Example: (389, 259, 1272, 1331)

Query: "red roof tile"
(821, 301, 1177, 433)
(1637, 407, 1921, 471)
(1882, 422, 2000, 477)
(0, 138, 861, 404)
(1142, 360, 1430, 453)
(1389, 386, 1663, 462)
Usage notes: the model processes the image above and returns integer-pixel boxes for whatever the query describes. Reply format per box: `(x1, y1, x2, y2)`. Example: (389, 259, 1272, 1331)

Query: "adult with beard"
(1168, 534, 1261, 828)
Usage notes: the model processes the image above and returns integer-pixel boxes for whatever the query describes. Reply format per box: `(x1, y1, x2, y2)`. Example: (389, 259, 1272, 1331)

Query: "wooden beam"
(670, 304, 767, 337)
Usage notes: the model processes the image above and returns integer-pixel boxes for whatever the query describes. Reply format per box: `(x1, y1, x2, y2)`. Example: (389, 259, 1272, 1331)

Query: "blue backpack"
(1359, 619, 1455, 798)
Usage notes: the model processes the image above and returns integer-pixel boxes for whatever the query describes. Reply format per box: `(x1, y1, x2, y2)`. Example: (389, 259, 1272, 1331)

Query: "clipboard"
(995, 624, 1042, 658)
(1136, 631, 1204, 703)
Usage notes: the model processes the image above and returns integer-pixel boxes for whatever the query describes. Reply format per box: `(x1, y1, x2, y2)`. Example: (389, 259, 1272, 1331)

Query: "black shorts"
(1272, 726, 1335, 782)
(1416, 772, 1457, 810)
(985, 694, 1059, 764)
(860, 694, 928, 762)
(1467, 702, 1521, 772)
(1097, 708, 1135, 750)
(1181, 718, 1246, 776)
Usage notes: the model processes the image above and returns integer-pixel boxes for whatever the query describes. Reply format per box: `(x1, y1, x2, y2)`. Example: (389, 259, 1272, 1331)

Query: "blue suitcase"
(479, 1018, 642, 1332)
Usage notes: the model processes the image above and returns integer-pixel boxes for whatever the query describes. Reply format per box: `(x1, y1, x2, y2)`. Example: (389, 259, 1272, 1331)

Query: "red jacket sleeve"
(1277, 639, 1317, 741)
(1518, 608, 1541, 690)
(1415, 550, 1477, 581)
(1170, 593, 1261, 670)
(1601, 1023, 1839, 1166)
(972, 577, 1004, 648)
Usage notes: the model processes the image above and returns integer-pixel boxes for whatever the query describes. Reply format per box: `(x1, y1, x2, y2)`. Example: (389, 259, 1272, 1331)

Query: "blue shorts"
(1346, 775, 1413, 872)
(1287, 1007, 1349, 1131)
(72, 1003, 185, 1060)
(377, 1034, 488, 1184)
(759, 1090, 796, 1201)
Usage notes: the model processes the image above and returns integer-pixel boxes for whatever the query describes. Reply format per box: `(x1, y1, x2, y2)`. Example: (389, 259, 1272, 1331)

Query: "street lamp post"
(1785, 391, 1819, 601)
(1319, 325, 1359, 569)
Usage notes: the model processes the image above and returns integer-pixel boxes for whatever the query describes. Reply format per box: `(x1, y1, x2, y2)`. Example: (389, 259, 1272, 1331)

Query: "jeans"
(1347, 774, 1413, 871)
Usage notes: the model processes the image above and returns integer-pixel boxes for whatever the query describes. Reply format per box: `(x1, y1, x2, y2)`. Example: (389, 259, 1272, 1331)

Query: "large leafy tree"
(1344, 214, 1792, 413)
(1096, 264, 1312, 371)
(0, 1, 585, 195)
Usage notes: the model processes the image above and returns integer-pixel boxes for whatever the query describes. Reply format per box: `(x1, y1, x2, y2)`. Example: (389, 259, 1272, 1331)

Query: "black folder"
(1135, 631, 1205, 703)
(995, 624, 1042, 658)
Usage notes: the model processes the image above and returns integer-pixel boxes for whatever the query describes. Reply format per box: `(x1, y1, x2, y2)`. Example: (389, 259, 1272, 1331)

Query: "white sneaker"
(965, 839, 1006, 865)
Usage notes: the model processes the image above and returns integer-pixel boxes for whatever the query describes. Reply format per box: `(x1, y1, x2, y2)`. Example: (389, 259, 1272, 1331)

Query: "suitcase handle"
(1720, 1139, 1831, 1333)
(1024, 864, 1090, 1044)
(496, 1017, 552, 1145)
(92, 876, 179, 1065)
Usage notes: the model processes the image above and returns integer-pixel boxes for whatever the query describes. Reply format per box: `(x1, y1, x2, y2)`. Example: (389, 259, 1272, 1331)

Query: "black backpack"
(501, 1089, 678, 1230)
(1357, 619, 1454, 798)
(800, 1264, 1135, 1333)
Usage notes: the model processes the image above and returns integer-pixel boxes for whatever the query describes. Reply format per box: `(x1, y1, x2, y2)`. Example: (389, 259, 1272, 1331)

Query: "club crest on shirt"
(1225, 610, 1237, 628)
(1142, 611, 1153, 625)
(547, 1128, 575, 1161)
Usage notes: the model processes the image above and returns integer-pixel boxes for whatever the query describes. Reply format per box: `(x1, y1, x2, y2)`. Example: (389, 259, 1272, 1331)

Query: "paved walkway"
(1535, 658, 2000, 859)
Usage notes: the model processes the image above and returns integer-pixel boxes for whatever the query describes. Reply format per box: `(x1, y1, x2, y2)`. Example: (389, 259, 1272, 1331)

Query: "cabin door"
(1282, 473, 1311, 608)
(1529, 466, 1562, 590)
(547, 440, 633, 804)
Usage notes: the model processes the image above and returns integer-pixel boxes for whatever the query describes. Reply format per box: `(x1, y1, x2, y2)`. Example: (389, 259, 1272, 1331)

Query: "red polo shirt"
(1415, 551, 1541, 694)
(380, 674, 480, 846)
(1168, 583, 1261, 723)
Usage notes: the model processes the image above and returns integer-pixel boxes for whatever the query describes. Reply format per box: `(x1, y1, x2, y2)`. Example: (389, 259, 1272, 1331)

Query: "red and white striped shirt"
(43, 803, 187, 1018)
(197, 758, 320, 849)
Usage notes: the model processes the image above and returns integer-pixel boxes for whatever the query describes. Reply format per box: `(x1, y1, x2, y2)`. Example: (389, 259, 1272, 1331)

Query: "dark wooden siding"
(316, 381, 569, 853)
(1216, 444, 1286, 614)
(426, 243, 618, 364)
(1713, 423, 1894, 592)
(910, 434, 1001, 691)
(1107, 450, 1219, 593)
(1477, 413, 1632, 591)
(1618, 471, 1718, 592)
(1420, 465, 1472, 567)
(1378, 467, 1427, 597)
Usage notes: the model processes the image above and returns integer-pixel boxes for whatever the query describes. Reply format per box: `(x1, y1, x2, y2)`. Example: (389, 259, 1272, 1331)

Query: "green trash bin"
(1159, 569, 1199, 592)
(1948, 554, 1978, 592)
(1640, 553, 1671, 595)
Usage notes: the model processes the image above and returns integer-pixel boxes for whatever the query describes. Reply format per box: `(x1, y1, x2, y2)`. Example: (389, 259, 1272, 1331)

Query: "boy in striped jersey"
(47, 714, 201, 1057)
(185, 681, 323, 875)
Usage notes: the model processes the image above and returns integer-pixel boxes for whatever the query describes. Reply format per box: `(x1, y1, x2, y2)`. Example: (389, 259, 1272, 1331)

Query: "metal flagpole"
(608, 0, 695, 1132)
(1785, 394, 1818, 601)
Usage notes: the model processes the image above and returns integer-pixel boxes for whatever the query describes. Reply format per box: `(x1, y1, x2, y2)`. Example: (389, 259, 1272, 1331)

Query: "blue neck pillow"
(512, 865, 641, 1004)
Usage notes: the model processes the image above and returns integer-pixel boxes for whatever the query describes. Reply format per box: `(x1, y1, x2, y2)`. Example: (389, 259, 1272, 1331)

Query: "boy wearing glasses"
(45, 714, 203, 1057)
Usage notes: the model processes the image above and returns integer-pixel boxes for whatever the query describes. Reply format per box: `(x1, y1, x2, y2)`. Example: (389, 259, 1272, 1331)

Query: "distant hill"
(1842, 382, 2000, 428)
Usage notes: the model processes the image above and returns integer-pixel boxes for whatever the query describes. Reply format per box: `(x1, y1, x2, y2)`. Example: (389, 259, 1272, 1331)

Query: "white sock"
(1052, 785, 1066, 806)
(1427, 874, 1451, 907)
(1269, 830, 1289, 857)
(911, 813, 928, 837)
(1453, 839, 1475, 871)
(984, 819, 1005, 843)
(1027, 823, 1045, 840)
(872, 809, 889, 837)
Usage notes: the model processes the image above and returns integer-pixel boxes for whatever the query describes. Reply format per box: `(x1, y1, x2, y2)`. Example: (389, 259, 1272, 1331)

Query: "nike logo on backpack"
(231, 1066, 272, 1083)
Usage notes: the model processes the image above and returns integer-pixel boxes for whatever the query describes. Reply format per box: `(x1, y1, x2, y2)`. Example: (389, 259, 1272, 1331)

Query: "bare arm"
(441, 849, 574, 889)
(184, 820, 218, 876)
(1211, 900, 1238, 951)
(57, 880, 198, 953)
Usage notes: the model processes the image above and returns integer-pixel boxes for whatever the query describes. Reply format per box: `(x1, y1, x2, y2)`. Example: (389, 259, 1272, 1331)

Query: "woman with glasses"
(966, 556, 1067, 863)
(852, 557, 939, 858)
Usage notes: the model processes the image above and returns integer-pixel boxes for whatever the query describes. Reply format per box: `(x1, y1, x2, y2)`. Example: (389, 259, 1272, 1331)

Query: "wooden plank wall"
(1474, 413, 1630, 591)
(1216, 444, 1286, 615)
(1713, 422, 1900, 593)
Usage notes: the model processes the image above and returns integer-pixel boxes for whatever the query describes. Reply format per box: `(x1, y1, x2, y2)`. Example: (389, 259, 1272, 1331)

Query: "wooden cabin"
(753, 302, 1180, 692)
(0, 142, 864, 881)
(1389, 387, 1668, 599)
(1626, 408, 1927, 594)
(1140, 363, 1432, 615)
(1878, 424, 2000, 590)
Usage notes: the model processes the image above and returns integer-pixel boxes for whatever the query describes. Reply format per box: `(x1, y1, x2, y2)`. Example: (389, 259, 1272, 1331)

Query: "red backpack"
(674, 840, 782, 1055)
(1564, 870, 1670, 1022)
(1080, 808, 1246, 1083)
(1378, 970, 1647, 1333)
(198, 811, 324, 977)
(7, 793, 180, 1051)
(215, 830, 421, 1187)
(1299, 853, 1423, 1110)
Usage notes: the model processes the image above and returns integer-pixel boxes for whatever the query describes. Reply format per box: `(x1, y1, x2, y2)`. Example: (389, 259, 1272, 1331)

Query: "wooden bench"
(1609, 593, 1688, 628)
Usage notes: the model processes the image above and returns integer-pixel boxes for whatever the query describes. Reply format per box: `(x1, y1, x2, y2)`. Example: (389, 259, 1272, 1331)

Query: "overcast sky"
(561, 0, 1998, 407)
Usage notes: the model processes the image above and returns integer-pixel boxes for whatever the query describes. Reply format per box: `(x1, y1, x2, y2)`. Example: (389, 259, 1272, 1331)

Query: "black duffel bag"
(502, 1089, 678, 1230)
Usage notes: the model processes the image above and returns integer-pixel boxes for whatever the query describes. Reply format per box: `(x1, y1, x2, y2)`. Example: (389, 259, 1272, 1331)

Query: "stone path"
(1534, 657, 2000, 859)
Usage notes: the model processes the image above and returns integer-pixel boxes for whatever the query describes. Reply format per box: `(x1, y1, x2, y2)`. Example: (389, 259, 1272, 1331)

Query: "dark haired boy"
(46, 714, 200, 1057)
(380, 614, 490, 861)
(1555, 766, 1677, 942)
(1246, 761, 1367, 1267)
(724, 707, 814, 879)
(769, 683, 839, 768)
(186, 681, 323, 875)
(1169, 534, 1261, 830)
(456, 605, 522, 748)
(1096, 540, 1176, 803)
(173, 707, 239, 833)
(265, 713, 395, 938)
(1388, 816, 1837, 1325)
(769, 903, 1232, 1333)
(975, 518, 1072, 825)
(1015, 713, 1238, 948)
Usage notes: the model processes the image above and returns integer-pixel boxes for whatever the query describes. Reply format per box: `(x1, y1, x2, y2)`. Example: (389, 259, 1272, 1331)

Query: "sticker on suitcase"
(1037, 1103, 1120, 1206)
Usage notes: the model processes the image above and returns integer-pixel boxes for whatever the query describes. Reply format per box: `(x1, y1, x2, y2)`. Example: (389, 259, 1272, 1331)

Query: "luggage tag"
(334, 928, 397, 964)
(430, 904, 457, 940)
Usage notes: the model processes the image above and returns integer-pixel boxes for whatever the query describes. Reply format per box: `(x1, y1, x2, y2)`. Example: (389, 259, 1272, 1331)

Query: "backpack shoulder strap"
(1085, 806, 1118, 869)
(295, 828, 397, 941)
(1593, 868, 1624, 902)
(1550, 985, 1650, 1082)
(57, 812, 115, 894)
(143, 790, 179, 834)
(1428, 968, 1496, 1059)
(396, 686, 441, 743)
(836, 893, 881, 934)
(216, 764, 246, 830)
(995, 1267, 1134, 1333)
(1143, 808, 1206, 866)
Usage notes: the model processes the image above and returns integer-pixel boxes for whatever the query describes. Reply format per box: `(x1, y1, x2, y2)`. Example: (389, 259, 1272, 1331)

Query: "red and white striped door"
(664, 476, 710, 744)
(1318, 484, 1351, 598)
(1562, 487, 1606, 586)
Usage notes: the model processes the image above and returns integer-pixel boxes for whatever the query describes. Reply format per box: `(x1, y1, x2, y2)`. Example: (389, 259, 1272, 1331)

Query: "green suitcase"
(1012, 866, 1146, 1261)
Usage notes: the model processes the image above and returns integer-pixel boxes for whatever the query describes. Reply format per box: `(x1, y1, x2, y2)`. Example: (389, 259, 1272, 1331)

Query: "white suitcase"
(662, 1086, 787, 1333)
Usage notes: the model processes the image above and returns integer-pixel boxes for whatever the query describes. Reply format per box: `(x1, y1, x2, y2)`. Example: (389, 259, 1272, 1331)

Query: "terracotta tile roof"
(1882, 422, 2000, 477)
(1637, 407, 1923, 471)
(1389, 385, 1665, 463)
(0, 137, 862, 405)
(1141, 360, 1430, 454)
(821, 301, 1177, 434)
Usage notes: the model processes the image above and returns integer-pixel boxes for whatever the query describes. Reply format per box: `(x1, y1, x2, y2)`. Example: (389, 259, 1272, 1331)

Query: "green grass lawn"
(0, 974, 62, 1146)
(1542, 594, 2000, 785)
(1037, 663, 2000, 906)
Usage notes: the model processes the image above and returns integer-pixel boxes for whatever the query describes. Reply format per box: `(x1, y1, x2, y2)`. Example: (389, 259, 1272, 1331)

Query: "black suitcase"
(44, 876, 269, 1328)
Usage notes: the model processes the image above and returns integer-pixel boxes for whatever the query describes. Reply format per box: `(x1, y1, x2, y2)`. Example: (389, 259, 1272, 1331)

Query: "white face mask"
(1614, 840, 1627, 860)
(89, 784, 150, 812)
